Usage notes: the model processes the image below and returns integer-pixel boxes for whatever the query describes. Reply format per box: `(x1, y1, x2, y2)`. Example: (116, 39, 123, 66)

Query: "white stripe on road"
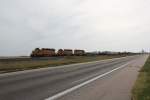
(45, 61, 131, 100)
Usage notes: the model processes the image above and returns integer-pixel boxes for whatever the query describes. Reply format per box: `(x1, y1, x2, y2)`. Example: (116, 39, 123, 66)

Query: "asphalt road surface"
(0, 55, 148, 100)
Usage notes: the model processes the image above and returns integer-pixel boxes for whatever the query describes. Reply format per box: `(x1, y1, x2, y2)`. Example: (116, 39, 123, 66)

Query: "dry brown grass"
(132, 55, 150, 100)
(0, 55, 126, 73)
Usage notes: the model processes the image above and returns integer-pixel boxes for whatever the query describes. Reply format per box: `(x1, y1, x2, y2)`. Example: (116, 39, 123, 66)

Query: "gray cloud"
(0, 0, 150, 56)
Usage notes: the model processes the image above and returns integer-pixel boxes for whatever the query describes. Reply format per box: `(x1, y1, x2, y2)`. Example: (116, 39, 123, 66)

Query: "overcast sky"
(0, 0, 150, 56)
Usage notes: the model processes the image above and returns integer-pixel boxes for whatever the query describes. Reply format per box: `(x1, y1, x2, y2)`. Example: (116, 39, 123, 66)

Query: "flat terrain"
(0, 55, 147, 100)
(0, 55, 127, 73)
(132, 55, 150, 100)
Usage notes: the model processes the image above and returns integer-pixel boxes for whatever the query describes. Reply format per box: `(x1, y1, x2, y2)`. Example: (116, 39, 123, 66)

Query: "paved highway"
(0, 55, 146, 100)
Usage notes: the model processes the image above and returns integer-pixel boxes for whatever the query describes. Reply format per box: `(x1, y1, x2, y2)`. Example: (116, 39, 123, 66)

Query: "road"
(0, 55, 148, 100)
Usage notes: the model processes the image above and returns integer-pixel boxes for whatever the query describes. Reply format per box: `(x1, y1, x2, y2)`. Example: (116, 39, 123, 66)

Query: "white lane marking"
(45, 62, 131, 100)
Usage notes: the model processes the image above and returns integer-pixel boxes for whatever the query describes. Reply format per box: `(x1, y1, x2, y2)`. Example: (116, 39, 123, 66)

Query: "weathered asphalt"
(0, 55, 145, 100)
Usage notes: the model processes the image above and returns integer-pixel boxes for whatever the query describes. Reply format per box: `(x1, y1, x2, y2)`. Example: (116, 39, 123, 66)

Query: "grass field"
(0, 55, 127, 73)
(132, 55, 150, 100)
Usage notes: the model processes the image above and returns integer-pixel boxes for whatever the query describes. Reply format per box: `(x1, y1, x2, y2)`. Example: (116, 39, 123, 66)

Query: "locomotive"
(31, 48, 85, 57)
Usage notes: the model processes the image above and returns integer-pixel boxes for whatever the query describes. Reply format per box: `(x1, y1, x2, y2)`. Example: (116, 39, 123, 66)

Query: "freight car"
(63, 49, 73, 56)
(74, 50, 85, 56)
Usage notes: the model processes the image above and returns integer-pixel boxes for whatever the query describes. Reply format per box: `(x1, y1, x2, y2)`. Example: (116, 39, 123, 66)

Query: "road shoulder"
(57, 55, 148, 100)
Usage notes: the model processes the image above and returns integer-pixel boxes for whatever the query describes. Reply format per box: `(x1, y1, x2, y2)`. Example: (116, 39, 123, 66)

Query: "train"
(30, 48, 85, 57)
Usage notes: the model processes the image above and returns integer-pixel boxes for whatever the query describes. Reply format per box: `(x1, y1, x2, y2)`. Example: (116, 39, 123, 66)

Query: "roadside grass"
(132, 55, 150, 100)
(0, 55, 126, 73)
